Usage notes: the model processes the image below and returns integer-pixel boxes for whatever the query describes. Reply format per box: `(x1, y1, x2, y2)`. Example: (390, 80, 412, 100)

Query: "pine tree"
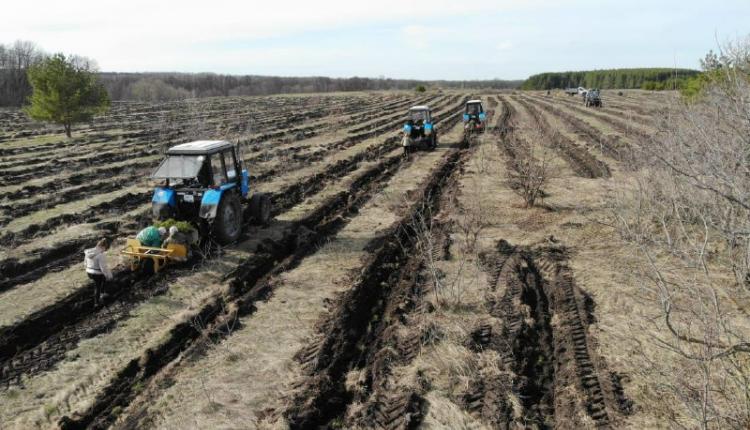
(25, 53, 109, 137)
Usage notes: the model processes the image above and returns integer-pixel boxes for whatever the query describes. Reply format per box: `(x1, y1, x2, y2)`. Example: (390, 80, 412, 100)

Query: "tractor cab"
(150, 140, 270, 244)
(402, 106, 437, 154)
(404, 106, 433, 137)
(584, 89, 602, 107)
(463, 100, 486, 133)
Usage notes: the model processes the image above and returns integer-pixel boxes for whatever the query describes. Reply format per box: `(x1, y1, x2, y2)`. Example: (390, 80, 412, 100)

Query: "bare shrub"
(406, 197, 483, 308)
(613, 36, 750, 429)
(406, 205, 445, 305)
(506, 125, 552, 208)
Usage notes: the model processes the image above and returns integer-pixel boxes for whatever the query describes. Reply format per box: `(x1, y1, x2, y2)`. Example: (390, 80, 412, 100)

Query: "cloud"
(401, 25, 433, 50)
(2, 0, 748, 78)
(496, 41, 513, 51)
(2, 0, 528, 71)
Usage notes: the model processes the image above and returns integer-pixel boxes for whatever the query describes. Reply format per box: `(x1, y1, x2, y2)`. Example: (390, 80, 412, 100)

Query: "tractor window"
(210, 154, 227, 186)
(151, 155, 204, 179)
(466, 104, 482, 114)
(410, 110, 427, 123)
(223, 149, 237, 181)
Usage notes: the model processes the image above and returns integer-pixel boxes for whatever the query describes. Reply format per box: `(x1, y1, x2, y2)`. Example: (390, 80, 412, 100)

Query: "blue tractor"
(463, 99, 486, 136)
(401, 105, 438, 155)
(149, 140, 271, 244)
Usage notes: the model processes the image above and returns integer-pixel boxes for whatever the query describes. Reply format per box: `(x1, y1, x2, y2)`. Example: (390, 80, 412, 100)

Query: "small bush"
(155, 218, 196, 233)
(415, 85, 426, 93)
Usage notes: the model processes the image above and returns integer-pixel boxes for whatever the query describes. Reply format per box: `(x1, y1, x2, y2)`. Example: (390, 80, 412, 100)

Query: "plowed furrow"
(526, 95, 632, 162)
(544, 95, 654, 145)
(283, 143, 470, 429)
(58, 142, 413, 430)
(0, 133, 408, 383)
(513, 96, 610, 179)
(464, 240, 633, 429)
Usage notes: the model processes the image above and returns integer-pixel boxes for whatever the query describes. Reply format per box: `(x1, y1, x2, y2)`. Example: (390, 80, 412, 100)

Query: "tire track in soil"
(0, 181, 123, 225)
(0, 96, 369, 193)
(109, 108, 466, 430)
(55, 140, 415, 430)
(494, 96, 549, 195)
(463, 240, 632, 429)
(0, 141, 394, 386)
(0, 95, 366, 157)
(0, 96, 459, 248)
(0, 145, 165, 186)
(525, 95, 632, 163)
(537, 94, 654, 146)
(0, 100, 464, 301)
(0, 110, 370, 222)
(0, 102, 468, 402)
(0, 191, 152, 248)
(281, 144, 471, 429)
(513, 96, 611, 179)
(332, 105, 492, 430)
(244, 95, 450, 179)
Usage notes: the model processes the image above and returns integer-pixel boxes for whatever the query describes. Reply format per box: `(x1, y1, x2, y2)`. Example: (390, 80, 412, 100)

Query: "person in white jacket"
(84, 238, 113, 307)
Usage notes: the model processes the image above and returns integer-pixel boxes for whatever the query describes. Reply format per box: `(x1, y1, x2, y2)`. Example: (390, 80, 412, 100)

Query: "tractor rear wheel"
(214, 193, 242, 244)
(249, 193, 272, 225)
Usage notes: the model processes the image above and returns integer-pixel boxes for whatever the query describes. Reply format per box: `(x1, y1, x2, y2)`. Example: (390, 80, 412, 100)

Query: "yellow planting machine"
(121, 140, 271, 273)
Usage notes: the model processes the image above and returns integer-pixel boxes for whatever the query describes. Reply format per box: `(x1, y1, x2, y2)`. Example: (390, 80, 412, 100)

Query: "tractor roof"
(466, 99, 482, 104)
(409, 105, 431, 111)
(167, 140, 233, 155)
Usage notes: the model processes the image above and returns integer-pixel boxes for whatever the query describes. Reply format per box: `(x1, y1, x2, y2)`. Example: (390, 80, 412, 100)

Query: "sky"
(3, 0, 749, 80)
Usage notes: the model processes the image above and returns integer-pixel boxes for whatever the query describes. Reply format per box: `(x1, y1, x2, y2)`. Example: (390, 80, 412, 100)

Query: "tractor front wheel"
(214, 193, 242, 244)
(249, 193, 272, 225)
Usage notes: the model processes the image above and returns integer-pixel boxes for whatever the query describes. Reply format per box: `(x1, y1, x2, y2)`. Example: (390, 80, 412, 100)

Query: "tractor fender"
(152, 187, 176, 219)
(200, 183, 239, 220)
(199, 188, 222, 220)
(152, 187, 176, 206)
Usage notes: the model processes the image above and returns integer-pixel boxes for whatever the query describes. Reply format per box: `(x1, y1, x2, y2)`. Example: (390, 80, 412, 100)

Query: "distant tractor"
(150, 140, 271, 244)
(584, 89, 602, 107)
(463, 99, 486, 137)
(402, 105, 437, 154)
(565, 87, 579, 96)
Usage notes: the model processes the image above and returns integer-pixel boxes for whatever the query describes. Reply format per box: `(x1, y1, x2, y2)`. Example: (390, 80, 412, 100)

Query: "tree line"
(521, 68, 701, 90)
(0, 41, 46, 106)
(0, 40, 520, 106)
(99, 72, 521, 102)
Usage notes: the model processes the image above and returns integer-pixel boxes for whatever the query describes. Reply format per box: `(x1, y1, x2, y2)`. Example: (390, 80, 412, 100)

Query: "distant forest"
(99, 73, 521, 102)
(0, 40, 520, 107)
(521, 68, 701, 90)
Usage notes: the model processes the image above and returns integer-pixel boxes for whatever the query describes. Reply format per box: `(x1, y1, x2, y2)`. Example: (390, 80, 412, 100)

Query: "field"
(0, 89, 673, 429)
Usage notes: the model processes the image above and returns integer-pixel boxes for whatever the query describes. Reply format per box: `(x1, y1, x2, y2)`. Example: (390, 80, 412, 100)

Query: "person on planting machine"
(84, 238, 113, 307)
(136, 225, 168, 248)
(161, 226, 192, 261)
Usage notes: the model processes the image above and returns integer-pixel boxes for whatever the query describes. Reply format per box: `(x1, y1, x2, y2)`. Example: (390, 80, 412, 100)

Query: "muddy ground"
(0, 89, 670, 429)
